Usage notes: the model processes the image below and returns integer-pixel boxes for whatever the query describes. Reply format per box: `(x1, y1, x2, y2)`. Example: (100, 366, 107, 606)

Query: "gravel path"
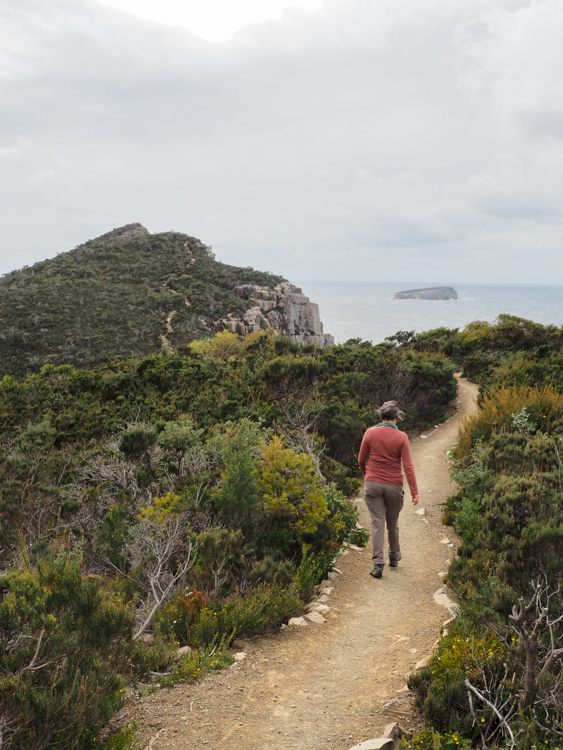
(128, 378, 478, 750)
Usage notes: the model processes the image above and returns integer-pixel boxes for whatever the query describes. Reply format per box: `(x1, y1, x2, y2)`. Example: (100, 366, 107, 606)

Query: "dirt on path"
(128, 378, 478, 750)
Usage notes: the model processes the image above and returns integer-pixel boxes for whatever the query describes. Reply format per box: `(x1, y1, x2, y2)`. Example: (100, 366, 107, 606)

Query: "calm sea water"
(297, 282, 563, 345)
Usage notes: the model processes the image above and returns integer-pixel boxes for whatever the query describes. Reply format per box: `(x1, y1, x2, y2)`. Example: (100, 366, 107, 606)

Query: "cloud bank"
(1, 0, 563, 284)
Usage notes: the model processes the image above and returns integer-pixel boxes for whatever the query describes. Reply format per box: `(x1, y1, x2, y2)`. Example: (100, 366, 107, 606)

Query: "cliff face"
(215, 282, 334, 347)
(394, 286, 458, 300)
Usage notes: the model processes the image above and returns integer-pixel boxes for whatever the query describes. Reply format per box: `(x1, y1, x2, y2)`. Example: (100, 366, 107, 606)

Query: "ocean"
(297, 282, 563, 345)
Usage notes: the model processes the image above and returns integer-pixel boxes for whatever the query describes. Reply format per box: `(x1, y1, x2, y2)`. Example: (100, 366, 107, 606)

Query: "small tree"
(462, 581, 563, 749)
(124, 502, 197, 639)
(194, 528, 245, 598)
(259, 355, 326, 479)
(157, 416, 204, 476)
(254, 436, 328, 544)
(209, 420, 263, 530)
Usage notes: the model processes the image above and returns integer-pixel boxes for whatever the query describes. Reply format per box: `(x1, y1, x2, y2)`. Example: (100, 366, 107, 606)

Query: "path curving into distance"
(129, 377, 479, 750)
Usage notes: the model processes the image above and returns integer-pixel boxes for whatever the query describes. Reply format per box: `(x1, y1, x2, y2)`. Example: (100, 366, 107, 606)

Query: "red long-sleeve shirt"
(358, 425, 418, 497)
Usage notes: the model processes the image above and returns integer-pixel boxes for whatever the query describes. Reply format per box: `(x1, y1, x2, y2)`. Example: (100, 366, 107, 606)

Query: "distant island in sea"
(393, 286, 458, 300)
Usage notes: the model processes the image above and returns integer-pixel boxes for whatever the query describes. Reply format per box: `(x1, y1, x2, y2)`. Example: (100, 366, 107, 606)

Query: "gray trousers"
(364, 481, 404, 564)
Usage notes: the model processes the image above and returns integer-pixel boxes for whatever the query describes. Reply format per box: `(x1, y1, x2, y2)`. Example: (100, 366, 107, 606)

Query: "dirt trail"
(129, 378, 478, 750)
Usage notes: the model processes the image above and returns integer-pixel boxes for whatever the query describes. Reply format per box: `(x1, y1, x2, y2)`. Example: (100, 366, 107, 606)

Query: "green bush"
(102, 724, 139, 750)
(0, 548, 135, 750)
(187, 583, 301, 647)
(399, 728, 472, 750)
(408, 620, 508, 738)
(159, 639, 235, 688)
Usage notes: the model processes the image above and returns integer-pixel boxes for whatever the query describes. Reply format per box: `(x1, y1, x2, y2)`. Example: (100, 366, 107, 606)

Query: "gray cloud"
(1, 0, 563, 284)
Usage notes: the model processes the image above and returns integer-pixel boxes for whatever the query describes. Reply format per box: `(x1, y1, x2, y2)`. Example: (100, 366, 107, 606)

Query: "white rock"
(434, 591, 457, 611)
(332, 567, 342, 574)
(319, 594, 329, 603)
(420, 435, 428, 439)
(383, 722, 407, 740)
(349, 544, 365, 551)
(304, 611, 327, 625)
(320, 586, 333, 596)
(348, 739, 394, 750)
(288, 617, 308, 627)
(415, 655, 432, 670)
(175, 645, 193, 659)
(234, 652, 246, 661)
(414, 508, 426, 515)
(327, 571, 337, 581)
(437, 571, 447, 579)
(306, 602, 330, 614)
(319, 579, 331, 589)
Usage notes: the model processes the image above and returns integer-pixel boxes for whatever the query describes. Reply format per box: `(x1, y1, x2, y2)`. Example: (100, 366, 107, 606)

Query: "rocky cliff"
(215, 282, 334, 347)
(394, 286, 458, 300)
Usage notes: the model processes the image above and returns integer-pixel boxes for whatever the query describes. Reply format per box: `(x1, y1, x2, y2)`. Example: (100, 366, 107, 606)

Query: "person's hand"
(412, 494, 419, 506)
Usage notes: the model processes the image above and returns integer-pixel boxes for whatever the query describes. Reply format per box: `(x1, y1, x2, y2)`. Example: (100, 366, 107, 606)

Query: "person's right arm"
(358, 432, 370, 477)
(400, 435, 419, 505)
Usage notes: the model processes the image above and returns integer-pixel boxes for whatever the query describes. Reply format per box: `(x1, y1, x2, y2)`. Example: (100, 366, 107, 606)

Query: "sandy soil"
(127, 378, 478, 750)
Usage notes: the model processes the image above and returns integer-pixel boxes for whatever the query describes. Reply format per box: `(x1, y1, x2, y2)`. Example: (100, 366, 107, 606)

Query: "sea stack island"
(393, 285, 458, 300)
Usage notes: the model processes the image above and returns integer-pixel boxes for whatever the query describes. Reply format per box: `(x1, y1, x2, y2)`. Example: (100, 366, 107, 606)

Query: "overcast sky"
(1, 0, 563, 284)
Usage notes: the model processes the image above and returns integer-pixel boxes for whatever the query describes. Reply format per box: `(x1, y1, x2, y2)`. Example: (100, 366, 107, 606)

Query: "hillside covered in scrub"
(0, 223, 332, 379)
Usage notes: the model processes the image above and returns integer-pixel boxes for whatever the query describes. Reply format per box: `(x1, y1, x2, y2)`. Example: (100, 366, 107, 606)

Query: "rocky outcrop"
(215, 282, 335, 347)
(393, 286, 458, 300)
(116, 224, 150, 241)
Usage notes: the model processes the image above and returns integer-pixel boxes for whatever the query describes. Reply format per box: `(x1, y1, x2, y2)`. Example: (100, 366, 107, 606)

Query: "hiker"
(358, 400, 419, 579)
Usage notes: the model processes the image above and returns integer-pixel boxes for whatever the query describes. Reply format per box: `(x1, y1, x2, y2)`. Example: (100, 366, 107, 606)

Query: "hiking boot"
(389, 552, 402, 568)
(370, 563, 384, 579)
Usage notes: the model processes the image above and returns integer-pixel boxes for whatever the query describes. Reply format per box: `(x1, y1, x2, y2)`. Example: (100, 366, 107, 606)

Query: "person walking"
(358, 400, 419, 579)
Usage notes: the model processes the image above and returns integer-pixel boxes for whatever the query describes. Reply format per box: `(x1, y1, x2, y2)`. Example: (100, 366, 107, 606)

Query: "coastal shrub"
(453, 384, 563, 459)
(192, 527, 247, 598)
(185, 583, 303, 646)
(159, 638, 235, 688)
(446, 409, 563, 614)
(0, 548, 135, 750)
(409, 620, 508, 738)
(254, 436, 328, 540)
(210, 419, 262, 531)
(101, 724, 140, 750)
(305, 483, 369, 554)
(399, 728, 472, 750)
